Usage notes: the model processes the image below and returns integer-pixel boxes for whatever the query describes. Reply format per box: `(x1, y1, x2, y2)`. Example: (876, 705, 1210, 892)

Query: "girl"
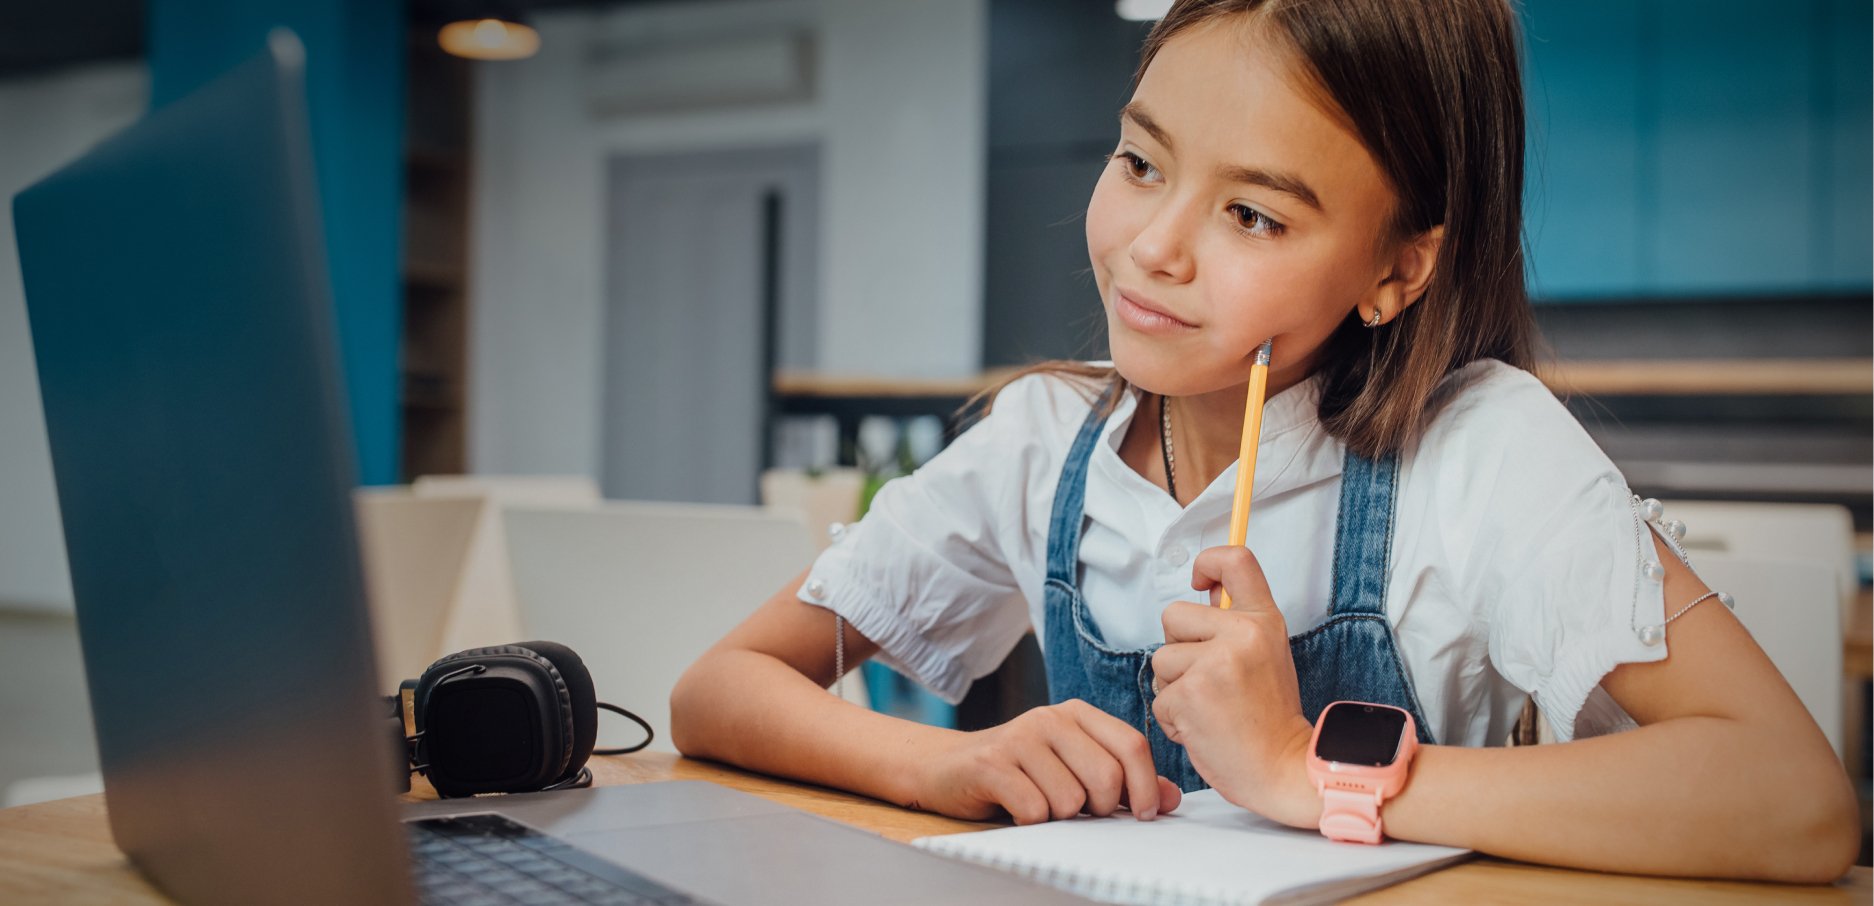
(671, 0, 1859, 882)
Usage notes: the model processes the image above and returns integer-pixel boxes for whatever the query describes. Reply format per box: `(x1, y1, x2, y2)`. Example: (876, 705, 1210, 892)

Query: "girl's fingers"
(986, 763, 1053, 826)
(1047, 724, 1128, 816)
(1150, 641, 1201, 686)
(1118, 775, 1186, 816)
(1190, 546, 1277, 613)
(1155, 776, 1183, 814)
(1070, 703, 1167, 819)
(1152, 693, 1181, 744)
(1016, 742, 1089, 821)
(1161, 600, 1225, 643)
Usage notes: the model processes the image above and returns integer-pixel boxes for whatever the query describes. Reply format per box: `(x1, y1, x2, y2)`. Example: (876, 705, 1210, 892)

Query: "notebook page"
(912, 789, 1469, 906)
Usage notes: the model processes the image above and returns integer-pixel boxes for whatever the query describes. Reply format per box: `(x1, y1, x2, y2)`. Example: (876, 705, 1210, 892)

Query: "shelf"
(398, 24, 473, 483)
(400, 372, 460, 411)
(405, 146, 466, 175)
(1540, 358, 1871, 397)
(403, 259, 463, 292)
(772, 369, 1018, 399)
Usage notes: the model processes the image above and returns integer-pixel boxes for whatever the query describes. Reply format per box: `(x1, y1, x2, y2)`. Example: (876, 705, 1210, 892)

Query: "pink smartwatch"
(1304, 701, 1419, 844)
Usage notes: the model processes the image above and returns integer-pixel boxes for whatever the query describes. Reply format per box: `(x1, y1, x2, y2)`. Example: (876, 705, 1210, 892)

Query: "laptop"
(12, 30, 1083, 906)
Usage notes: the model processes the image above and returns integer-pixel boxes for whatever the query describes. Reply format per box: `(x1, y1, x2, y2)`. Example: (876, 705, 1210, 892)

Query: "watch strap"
(1318, 786, 1383, 844)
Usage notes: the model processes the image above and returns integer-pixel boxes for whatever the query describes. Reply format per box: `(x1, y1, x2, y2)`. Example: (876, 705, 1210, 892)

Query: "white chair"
(353, 476, 601, 689)
(1688, 553, 1844, 758)
(353, 491, 490, 685)
(1661, 500, 1857, 627)
(502, 501, 862, 753)
(412, 474, 601, 507)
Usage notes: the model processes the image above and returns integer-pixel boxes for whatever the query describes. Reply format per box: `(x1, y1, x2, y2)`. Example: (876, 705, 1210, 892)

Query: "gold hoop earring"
(1365, 307, 1383, 329)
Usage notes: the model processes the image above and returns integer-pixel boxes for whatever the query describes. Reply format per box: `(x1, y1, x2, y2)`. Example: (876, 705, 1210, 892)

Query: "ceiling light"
(1115, 0, 1172, 21)
(439, 13, 539, 61)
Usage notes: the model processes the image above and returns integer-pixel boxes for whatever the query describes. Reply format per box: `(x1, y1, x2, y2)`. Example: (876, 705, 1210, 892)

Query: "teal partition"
(1522, 0, 1872, 300)
(148, 0, 406, 484)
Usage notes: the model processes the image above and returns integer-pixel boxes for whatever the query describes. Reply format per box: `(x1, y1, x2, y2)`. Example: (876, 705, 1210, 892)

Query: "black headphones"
(389, 640, 653, 798)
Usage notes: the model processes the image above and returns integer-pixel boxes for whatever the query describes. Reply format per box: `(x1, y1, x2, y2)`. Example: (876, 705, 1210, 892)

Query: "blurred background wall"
(464, 0, 988, 491)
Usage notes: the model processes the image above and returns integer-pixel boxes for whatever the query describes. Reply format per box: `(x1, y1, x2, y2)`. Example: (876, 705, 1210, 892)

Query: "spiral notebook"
(912, 789, 1470, 906)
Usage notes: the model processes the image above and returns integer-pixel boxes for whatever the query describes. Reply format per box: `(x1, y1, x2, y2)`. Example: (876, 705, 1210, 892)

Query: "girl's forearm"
(669, 648, 956, 808)
(1374, 717, 1859, 882)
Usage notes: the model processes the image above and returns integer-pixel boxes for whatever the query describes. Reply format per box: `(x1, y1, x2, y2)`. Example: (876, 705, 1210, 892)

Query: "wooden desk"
(1848, 588, 1871, 681)
(1, 751, 1866, 904)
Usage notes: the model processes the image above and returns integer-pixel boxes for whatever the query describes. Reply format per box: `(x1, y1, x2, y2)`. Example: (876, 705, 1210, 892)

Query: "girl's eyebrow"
(1217, 164, 1323, 213)
(1120, 102, 1177, 151)
(1121, 101, 1324, 214)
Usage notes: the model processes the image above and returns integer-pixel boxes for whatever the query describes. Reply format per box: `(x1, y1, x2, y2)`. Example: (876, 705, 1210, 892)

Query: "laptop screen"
(14, 30, 411, 906)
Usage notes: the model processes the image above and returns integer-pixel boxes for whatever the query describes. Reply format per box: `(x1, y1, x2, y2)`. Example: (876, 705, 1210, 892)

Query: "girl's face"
(1087, 17, 1412, 396)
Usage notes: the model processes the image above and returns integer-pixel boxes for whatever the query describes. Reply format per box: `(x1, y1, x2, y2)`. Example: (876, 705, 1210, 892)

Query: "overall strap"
(1044, 385, 1119, 587)
(1328, 450, 1401, 617)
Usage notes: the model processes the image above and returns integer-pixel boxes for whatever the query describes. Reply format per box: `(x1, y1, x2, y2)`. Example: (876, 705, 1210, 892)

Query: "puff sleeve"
(1419, 368, 1671, 741)
(797, 376, 1067, 704)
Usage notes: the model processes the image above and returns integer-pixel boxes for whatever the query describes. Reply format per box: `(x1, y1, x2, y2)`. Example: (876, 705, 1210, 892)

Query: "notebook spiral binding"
(936, 841, 1233, 906)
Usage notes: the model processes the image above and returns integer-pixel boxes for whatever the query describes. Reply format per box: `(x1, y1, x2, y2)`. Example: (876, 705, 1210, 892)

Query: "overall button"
(1161, 546, 1188, 567)
(805, 579, 827, 599)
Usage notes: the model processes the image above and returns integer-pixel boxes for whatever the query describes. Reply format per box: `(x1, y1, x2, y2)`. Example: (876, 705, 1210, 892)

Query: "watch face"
(1315, 703, 1407, 766)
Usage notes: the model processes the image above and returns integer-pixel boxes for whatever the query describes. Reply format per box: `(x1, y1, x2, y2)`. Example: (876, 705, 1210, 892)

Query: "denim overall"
(1041, 394, 1436, 792)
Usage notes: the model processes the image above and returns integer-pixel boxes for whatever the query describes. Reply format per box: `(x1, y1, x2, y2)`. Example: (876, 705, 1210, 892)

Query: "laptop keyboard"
(407, 813, 706, 905)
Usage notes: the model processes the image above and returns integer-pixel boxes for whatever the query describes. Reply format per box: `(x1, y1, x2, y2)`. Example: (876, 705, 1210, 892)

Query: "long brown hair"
(971, 0, 1540, 458)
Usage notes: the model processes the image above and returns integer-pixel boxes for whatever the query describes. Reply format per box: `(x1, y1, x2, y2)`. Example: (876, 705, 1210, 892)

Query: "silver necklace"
(1159, 394, 1178, 501)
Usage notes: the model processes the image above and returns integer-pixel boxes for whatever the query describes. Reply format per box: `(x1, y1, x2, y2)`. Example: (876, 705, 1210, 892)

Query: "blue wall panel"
(1651, 0, 1815, 293)
(148, 0, 405, 485)
(1822, 0, 1873, 289)
(1521, 0, 1645, 299)
(1520, 0, 1870, 300)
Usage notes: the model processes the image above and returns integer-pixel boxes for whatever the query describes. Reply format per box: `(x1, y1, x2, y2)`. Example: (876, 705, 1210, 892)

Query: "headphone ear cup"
(413, 643, 560, 746)
(518, 640, 597, 777)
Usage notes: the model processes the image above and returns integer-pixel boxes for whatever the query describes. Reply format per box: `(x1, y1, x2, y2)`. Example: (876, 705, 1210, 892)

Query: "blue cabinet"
(149, 0, 406, 484)
(1521, 0, 1647, 297)
(1522, 0, 1870, 299)
(1821, 0, 1874, 289)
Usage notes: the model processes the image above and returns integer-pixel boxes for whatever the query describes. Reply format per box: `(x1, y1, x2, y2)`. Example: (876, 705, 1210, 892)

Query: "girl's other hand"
(915, 698, 1181, 825)
(1152, 545, 1317, 827)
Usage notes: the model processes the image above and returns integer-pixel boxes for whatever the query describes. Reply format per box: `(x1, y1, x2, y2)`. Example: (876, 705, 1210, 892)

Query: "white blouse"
(800, 360, 1675, 746)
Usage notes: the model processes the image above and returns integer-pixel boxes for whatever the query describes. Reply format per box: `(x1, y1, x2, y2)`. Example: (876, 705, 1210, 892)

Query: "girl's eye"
(1107, 151, 1282, 238)
(1111, 151, 1161, 184)
(1228, 203, 1285, 238)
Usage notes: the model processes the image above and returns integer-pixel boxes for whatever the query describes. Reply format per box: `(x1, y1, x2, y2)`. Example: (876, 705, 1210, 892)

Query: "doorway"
(601, 145, 820, 504)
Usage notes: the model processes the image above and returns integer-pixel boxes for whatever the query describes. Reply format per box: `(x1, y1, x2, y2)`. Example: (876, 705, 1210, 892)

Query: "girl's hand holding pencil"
(1151, 545, 1318, 829)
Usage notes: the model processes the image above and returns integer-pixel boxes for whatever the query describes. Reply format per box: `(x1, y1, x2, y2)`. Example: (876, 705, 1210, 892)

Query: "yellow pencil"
(1219, 339, 1274, 610)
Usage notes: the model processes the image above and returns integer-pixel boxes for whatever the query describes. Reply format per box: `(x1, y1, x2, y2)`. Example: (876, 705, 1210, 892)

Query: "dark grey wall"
(981, 0, 1148, 367)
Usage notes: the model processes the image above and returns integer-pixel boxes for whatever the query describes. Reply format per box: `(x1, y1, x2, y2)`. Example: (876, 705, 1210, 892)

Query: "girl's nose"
(1128, 201, 1197, 283)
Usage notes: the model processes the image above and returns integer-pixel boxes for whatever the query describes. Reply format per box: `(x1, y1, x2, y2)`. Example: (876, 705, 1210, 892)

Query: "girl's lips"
(1115, 290, 1197, 334)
